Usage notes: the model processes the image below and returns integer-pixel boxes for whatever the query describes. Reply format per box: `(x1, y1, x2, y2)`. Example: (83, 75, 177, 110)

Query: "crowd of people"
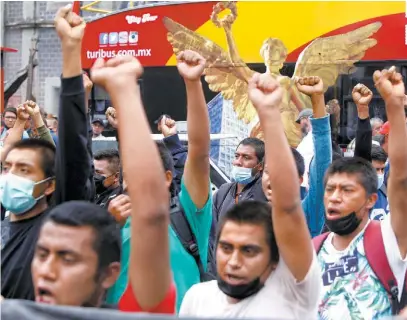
(1, 4, 407, 320)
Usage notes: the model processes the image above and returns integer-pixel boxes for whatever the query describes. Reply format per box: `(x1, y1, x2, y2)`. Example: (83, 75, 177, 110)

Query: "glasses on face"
(5, 116, 16, 121)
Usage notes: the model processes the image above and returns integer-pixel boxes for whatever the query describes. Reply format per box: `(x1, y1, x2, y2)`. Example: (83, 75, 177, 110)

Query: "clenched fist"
(22, 100, 40, 117)
(54, 4, 86, 46)
(374, 66, 405, 106)
(108, 194, 132, 226)
(176, 50, 206, 82)
(248, 73, 283, 112)
(105, 107, 118, 128)
(352, 83, 372, 120)
(159, 115, 177, 137)
(90, 55, 143, 92)
(295, 76, 324, 97)
(16, 104, 31, 121)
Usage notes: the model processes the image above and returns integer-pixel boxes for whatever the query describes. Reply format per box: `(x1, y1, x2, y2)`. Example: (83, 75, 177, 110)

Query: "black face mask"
(325, 212, 362, 236)
(217, 275, 264, 300)
(94, 174, 108, 195)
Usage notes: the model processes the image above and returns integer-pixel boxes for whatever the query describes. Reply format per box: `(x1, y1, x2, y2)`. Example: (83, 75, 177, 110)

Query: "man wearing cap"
(296, 108, 314, 190)
(92, 119, 105, 140)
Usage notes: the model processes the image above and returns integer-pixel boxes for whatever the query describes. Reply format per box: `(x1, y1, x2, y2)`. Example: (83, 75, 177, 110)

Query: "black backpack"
(169, 196, 215, 282)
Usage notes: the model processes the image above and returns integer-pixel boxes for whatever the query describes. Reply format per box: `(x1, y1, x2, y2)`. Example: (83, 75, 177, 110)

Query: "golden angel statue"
(163, 1, 381, 146)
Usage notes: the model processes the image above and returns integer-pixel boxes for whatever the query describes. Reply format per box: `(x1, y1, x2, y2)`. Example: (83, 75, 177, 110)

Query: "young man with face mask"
(180, 73, 322, 318)
(93, 149, 121, 208)
(315, 67, 407, 318)
(1, 6, 94, 301)
(94, 49, 212, 313)
(369, 145, 389, 221)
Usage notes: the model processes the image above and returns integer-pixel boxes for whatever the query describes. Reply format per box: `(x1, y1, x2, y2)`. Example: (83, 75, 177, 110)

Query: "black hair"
(3, 107, 17, 116)
(291, 148, 305, 177)
(371, 145, 388, 163)
(93, 149, 120, 174)
(6, 139, 56, 178)
(264, 148, 305, 177)
(45, 201, 121, 278)
(217, 201, 279, 264)
(324, 157, 378, 195)
(238, 138, 265, 164)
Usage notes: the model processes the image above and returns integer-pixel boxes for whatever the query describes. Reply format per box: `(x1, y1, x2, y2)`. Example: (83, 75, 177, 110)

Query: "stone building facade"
(2, 1, 159, 114)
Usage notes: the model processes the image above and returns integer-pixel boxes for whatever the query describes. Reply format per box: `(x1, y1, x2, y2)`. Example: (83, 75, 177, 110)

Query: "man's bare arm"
(177, 51, 210, 208)
(91, 56, 171, 310)
(374, 67, 407, 256)
(249, 74, 314, 281)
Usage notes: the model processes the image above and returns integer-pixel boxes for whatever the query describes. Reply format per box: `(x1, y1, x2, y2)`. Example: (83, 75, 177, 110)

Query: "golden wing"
(205, 67, 256, 123)
(163, 16, 256, 123)
(293, 22, 382, 91)
(163, 16, 230, 66)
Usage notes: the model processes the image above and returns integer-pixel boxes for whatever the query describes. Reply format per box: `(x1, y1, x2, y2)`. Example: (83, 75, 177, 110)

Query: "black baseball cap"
(154, 114, 172, 125)
(92, 119, 105, 127)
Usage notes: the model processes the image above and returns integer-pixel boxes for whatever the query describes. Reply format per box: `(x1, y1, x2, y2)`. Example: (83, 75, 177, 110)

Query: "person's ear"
(101, 262, 121, 289)
(44, 178, 56, 196)
(165, 170, 173, 189)
(366, 193, 378, 210)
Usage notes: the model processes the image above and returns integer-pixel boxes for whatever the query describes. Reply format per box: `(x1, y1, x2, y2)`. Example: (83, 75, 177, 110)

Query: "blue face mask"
(230, 166, 256, 185)
(0, 173, 52, 215)
(377, 173, 384, 190)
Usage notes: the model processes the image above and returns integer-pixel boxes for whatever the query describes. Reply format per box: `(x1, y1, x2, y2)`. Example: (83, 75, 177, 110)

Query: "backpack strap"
(363, 221, 406, 314)
(169, 197, 208, 282)
(364, 221, 396, 294)
(312, 232, 330, 254)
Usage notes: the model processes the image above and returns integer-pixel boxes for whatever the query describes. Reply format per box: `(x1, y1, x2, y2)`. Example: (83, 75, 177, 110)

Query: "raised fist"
(54, 4, 86, 45)
(159, 115, 177, 137)
(108, 194, 132, 226)
(373, 66, 405, 105)
(16, 104, 31, 121)
(352, 84, 372, 120)
(91, 55, 143, 92)
(176, 50, 206, 82)
(295, 76, 324, 97)
(352, 84, 372, 106)
(105, 107, 118, 128)
(248, 73, 283, 111)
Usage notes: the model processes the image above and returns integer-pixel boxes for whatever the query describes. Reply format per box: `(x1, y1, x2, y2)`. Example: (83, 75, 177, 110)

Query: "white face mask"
(377, 173, 384, 190)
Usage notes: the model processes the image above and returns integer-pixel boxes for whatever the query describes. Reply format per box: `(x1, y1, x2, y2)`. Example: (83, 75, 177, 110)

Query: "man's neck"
(331, 219, 369, 251)
(236, 183, 245, 194)
(10, 200, 48, 222)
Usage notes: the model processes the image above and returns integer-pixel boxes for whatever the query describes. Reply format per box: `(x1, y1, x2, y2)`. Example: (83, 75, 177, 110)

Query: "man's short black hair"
(44, 201, 121, 278)
(291, 148, 305, 177)
(324, 157, 378, 195)
(217, 201, 279, 264)
(156, 141, 174, 173)
(371, 145, 388, 164)
(238, 138, 265, 164)
(3, 107, 17, 116)
(93, 149, 120, 174)
(6, 139, 56, 178)
(264, 148, 305, 177)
